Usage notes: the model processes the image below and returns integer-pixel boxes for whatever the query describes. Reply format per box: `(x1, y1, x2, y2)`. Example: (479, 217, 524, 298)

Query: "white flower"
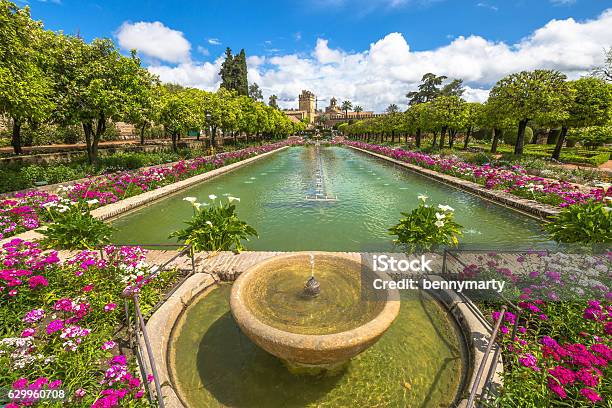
(86, 199, 99, 206)
(228, 196, 240, 203)
(604, 207, 611, 213)
(595, 182, 611, 190)
(208, 194, 217, 200)
(205, 221, 213, 227)
(438, 204, 454, 212)
(434, 220, 445, 228)
(183, 197, 197, 203)
(435, 212, 445, 220)
(193, 203, 203, 209)
(418, 194, 428, 202)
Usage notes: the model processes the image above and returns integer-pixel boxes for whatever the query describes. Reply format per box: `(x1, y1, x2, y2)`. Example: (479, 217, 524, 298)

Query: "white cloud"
(550, 0, 576, 5)
(116, 21, 190, 64)
(197, 46, 210, 56)
(208, 38, 221, 45)
(139, 9, 612, 112)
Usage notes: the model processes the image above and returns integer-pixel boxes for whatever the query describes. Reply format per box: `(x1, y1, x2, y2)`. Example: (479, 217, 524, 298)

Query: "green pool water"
(112, 146, 550, 250)
(170, 284, 467, 408)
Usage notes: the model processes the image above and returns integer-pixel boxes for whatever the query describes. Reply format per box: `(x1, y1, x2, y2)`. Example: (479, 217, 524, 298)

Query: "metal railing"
(99, 243, 198, 408)
(441, 248, 535, 408)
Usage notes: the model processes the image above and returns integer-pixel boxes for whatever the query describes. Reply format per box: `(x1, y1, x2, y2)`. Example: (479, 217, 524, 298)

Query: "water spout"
(304, 254, 320, 297)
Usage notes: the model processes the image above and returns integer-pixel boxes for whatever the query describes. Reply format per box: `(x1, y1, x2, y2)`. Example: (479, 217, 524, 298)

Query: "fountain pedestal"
(230, 253, 399, 372)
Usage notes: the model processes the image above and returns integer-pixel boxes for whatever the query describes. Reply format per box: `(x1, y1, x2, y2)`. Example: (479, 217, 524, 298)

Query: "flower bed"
(344, 141, 609, 209)
(0, 141, 297, 241)
(0, 239, 177, 407)
(456, 251, 611, 406)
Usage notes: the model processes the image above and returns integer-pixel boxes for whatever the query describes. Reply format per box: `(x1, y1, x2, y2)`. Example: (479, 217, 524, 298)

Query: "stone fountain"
(229, 253, 400, 374)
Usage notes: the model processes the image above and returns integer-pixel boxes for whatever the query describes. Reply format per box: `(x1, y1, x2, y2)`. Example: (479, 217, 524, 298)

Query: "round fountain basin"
(230, 253, 400, 367)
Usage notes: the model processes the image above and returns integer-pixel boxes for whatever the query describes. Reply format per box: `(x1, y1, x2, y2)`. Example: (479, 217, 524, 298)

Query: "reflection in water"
(112, 146, 551, 251)
(171, 285, 466, 408)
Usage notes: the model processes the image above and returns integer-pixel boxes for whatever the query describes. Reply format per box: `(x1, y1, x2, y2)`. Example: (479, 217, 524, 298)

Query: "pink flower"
(28, 275, 48, 289)
(20, 328, 36, 337)
(74, 388, 86, 398)
(23, 308, 45, 323)
(101, 340, 116, 351)
(104, 303, 117, 312)
(46, 319, 64, 334)
(547, 378, 567, 399)
(549, 366, 575, 385)
(518, 353, 539, 371)
(580, 388, 602, 403)
(82, 284, 94, 292)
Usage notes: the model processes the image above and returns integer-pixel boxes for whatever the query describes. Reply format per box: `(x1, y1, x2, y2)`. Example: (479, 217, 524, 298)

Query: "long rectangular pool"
(111, 146, 551, 251)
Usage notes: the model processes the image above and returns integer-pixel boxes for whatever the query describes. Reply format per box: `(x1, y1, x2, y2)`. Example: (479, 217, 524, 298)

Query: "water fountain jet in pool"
(230, 253, 400, 374)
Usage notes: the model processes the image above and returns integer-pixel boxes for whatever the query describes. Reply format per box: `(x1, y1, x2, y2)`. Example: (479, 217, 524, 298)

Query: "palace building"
(282, 90, 383, 128)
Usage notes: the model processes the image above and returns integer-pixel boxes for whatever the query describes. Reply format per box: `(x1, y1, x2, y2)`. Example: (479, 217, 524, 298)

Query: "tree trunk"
(491, 128, 501, 154)
(83, 122, 94, 164)
(391, 131, 395, 144)
(171, 131, 178, 152)
(552, 126, 568, 161)
(11, 118, 22, 155)
(514, 119, 528, 155)
(432, 131, 438, 148)
(139, 123, 147, 145)
(415, 128, 421, 148)
(449, 129, 457, 149)
(439, 126, 447, 148)
(211, 126, 218, 148)
(90, 115, 106, 168)
(463, 127, 472, 150)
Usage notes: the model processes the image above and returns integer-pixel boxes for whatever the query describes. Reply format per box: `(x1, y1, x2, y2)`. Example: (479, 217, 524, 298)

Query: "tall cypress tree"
(219, 47, 235, 91)
(218, 48, 249, 96)
(234, 49, 249, 96)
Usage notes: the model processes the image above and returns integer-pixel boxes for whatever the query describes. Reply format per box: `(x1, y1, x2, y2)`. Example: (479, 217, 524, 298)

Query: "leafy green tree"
(219, 48, 236, 91)
(406, 73, 447, 105)
(552, 77, 612, 160)
(0, 1, 54, 155)
(440, 78, 465, 98)
(51, 36, 153, 165)
(157, 85, 197, 152)
(386, 103, 399, 114)
(341, 100, 353, 118)
(248, 82, 263, 101)
(462, 102, 484, 149)
(429, 95, 465, 148)
(488, 70, 572, 155)
(268, 94, 279, 109)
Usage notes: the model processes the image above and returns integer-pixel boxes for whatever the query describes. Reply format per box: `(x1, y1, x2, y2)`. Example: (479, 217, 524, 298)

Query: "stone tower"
(298, 90, 316, 123)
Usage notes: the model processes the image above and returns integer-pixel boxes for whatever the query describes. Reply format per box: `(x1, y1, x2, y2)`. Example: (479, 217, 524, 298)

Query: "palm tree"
(386, 104, 399, 114)
(354, 105, 363, 113)
(341, 100, 353, 119)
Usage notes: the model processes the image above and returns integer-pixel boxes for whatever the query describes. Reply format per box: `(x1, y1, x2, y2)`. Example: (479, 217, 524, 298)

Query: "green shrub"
(170, 195, 258, 253)
(544, 201, 612, 243)
(464, 152, 493, 165)
(39, 201, 115, 249)
(389, 195, 463, 252)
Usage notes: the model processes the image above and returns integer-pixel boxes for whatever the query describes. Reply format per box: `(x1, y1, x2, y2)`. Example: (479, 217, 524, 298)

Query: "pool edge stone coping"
(146, 251, 502, 408)
(0, 146, 289, 247)
(347, 145, 560, 220)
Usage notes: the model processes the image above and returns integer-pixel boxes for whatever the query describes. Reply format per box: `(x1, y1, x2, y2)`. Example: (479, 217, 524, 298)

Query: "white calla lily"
(434, 220, 445, 228)
(228, 196, 240, 203)
(418, 194, 428, 202)
(208, 194, 217, 200)
(438, 204, 454, 212)
(183, 197, 197, 203)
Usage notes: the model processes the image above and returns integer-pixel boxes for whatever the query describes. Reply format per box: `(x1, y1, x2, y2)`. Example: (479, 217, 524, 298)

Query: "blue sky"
(20, 0, 612, 111)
